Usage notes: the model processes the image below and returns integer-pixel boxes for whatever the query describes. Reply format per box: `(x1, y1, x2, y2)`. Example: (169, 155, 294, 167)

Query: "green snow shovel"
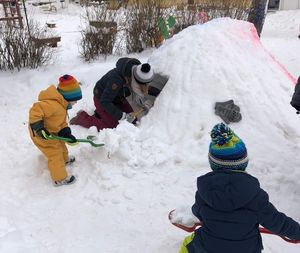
(42, 131, 104, 148)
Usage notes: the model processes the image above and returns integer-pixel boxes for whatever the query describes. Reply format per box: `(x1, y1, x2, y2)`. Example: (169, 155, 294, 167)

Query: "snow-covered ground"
(261, 9, 300, 77)
(0, 3, 299, 253)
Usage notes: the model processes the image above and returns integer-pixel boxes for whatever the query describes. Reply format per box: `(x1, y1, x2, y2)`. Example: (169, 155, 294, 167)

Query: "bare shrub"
(173, 0, 252, 36)
(106, 0, 126, 9)
(196, 0, 252, 20)
(125, 0, 252, 53)
(158, 0, 252, 49)
(79, 0, 253, 57)
(125, 0, 173, 53)
(79, 5, 118, 61)
(0, 22, 55, 71)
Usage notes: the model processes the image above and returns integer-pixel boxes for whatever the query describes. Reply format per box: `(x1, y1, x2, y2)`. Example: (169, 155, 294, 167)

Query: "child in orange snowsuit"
(29, 75, 82, 186)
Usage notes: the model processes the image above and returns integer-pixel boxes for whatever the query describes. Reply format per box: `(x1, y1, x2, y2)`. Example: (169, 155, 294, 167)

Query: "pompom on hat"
(208, 123, 249, 171)
(132, 63, 154, 84)
(57, 74, 82, 101)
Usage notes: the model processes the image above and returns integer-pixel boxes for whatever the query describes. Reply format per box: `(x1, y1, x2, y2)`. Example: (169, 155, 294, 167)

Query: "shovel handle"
(168, 210, 300, 244)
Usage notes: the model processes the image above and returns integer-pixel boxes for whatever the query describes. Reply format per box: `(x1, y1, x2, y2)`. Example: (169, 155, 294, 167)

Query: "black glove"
(58, 127, 77, 143)
(30, 120, 50, 140)
(37, 128, 51, 139)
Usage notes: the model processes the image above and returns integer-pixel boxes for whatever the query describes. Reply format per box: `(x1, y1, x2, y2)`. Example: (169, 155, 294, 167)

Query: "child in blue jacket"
(180, 123, 300, 253)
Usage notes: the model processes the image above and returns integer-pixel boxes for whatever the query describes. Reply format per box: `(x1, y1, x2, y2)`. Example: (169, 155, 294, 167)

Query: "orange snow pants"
(30, 129, 68, 181)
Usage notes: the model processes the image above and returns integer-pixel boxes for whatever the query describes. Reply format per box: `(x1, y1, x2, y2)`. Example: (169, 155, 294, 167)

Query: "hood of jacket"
(38, 85, 68, 108)
(115, 57, 141, 78)
(29, 85, 69, 134)
(197, 170, 260, 212)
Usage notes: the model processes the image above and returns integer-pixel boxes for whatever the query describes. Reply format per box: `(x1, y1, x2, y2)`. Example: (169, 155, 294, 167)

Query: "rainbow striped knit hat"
(57, 74, 82, 102)
(208, 123, 248, 171)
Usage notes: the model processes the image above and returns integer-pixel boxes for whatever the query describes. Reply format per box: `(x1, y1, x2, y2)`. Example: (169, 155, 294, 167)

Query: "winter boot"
(66, 155, 75, 165)
(54, 175, 76, 186)
(70, 110, 84, 125)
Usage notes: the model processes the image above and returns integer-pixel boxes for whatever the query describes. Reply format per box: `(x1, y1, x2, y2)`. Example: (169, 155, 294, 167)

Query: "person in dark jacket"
(179, 123, 300, 253)
(290, 76, 300, 113)
(70, 57, 155, 131)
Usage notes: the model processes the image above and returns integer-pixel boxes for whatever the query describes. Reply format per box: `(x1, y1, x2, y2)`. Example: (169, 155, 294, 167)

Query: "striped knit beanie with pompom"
(208, 123, 248, 171)
(57, 74, 82, 102)
(132, 63, 154, 84)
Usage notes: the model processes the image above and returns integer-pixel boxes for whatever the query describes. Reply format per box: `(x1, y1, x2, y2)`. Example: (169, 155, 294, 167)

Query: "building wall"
(280, 0, 300, 10)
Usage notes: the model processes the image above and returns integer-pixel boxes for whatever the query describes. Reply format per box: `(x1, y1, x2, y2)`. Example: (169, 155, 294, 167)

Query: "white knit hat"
(132, 63, 154, 84)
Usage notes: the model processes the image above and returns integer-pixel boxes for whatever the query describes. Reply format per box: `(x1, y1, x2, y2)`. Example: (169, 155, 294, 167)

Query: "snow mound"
(98, 19, 300, 217)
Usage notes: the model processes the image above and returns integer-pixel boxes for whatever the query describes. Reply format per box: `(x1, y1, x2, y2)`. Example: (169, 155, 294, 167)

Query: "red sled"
(168, 210, 300, 244)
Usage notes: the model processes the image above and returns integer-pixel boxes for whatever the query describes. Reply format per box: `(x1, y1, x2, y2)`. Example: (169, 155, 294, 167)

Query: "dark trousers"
(74, 96, 133, 131)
